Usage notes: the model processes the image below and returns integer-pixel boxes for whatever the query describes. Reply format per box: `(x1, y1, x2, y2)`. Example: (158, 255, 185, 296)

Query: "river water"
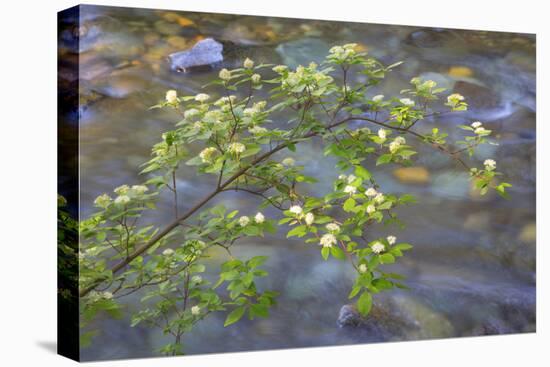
(61, 5, 536, 361)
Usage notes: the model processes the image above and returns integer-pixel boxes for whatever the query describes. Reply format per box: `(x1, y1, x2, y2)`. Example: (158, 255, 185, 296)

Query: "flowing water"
(59, 5, 536, 361)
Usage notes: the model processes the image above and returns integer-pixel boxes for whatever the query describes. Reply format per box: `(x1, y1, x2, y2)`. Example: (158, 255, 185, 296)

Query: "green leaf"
(348, 283, 362, 299)
(377, 201, 393, 210)
(321, 247, 330, 260)
(249, 303, 269, 319)
(399, 194, 417, 204)
(224, 306, 246, 327)
(357, 291, 372, 316)
(330, 246, 347, 260)
(247, 256, 268, 269)
(354, 165, 371, 180)
(393, 243, 413, 251)
(376, 154, 392, 166)
(379, 253, 395, 264)
(343, 197, 356, 212)
(398, 149, 417, 159)
(287, 225, 307, 238)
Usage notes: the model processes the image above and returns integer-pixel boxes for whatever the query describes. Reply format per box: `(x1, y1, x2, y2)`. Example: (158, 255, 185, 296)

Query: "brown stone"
(393, 166, 431, 184)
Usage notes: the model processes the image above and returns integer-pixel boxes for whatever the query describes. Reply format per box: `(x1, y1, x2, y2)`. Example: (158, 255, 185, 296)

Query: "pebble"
(518, 222, 536, 243)
(393, 167, 431, 184)
(448, 66, 474, 78)
(166, 35, 188, 49)
(154, 20, 182, 36)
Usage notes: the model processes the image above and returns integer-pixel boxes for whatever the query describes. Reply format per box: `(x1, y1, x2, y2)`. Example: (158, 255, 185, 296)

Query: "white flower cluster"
(132, 185, 148, 195)
(163, 248, 175, 256)
(254, 212, 265, 224)
(366, 205, 376, 214)
(236, 212, 266, 227)
(471, 121, 490, 135)
(89, 291, 113, 301)
(251, 73, 261, 84)
(272, 65, 288, 74)
(320, 233, 337, 248)
(365, 187, 377, 197)
(114, 185, 130, 195)
(289, 205, 303, 216)
(389, 136, 406, 153)
(378, 128, 387, 141)
(411, 78, 437, 89)
(215, 95, 236, 106)
(305, 212, 315, 226)
(195, 93, 210, 103)
(471, 121, 482, 128)
(400, 98, 415, 107)
(358, 264, 368, 273)
(282, 157, 295, 167)
(243, 107, 257, 116)
(199, 147, 218, 163)
(372, 242, 385, 254)
(253, 101, 267, 111)
(219, 68, 231, 81)
(329, 43, 358, 61)
(204, 110, 223, 123)
(244, 58, 254, 69)
(446, 93, 465, 109)
(114, 195, 130, 206)
(387, 235, 396, 245)
(484, 159, 496, 171)
(280, 63, 332, 90)
(228, 142, 246, 155)
(372, 94, 384, 103)
(239, 216, 250, 227)
(326, 223, 340, 233)
(94, 193, 112, 208)
(191, 305, 201, 316)
(249, 126, 267, 134)
(344, 185, 357, 195)
(166, 90, 178, 104)
(447, 93, 464, 104)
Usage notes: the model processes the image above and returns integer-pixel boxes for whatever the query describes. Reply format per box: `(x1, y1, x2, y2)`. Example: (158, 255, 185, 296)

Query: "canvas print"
(57, 4, 536, 361)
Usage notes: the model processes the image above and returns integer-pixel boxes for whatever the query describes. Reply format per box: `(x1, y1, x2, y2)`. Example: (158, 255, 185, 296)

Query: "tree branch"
(79, 113, 470, 297)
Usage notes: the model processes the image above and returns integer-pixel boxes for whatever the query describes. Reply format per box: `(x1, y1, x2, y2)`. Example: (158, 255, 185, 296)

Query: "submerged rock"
(337, 296, 452, 340)
(393, 166, 431, 185)
(518, 222, 536, 244)
(275, 38, 330, 68)
(404, 28, 455, 48)
(337, 281, 535, 341)
(453, 81, 500, 110)
(337, 305, 362, 327)
(448, 66, 474, 78)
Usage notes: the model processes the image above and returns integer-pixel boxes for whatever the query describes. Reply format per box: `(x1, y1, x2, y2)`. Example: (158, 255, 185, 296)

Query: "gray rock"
(337, 305, 363, 327)
(168, 38, 224, 72)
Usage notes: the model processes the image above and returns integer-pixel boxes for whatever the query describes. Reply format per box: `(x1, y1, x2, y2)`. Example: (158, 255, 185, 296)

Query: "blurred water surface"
(61, 5, 535, 360)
